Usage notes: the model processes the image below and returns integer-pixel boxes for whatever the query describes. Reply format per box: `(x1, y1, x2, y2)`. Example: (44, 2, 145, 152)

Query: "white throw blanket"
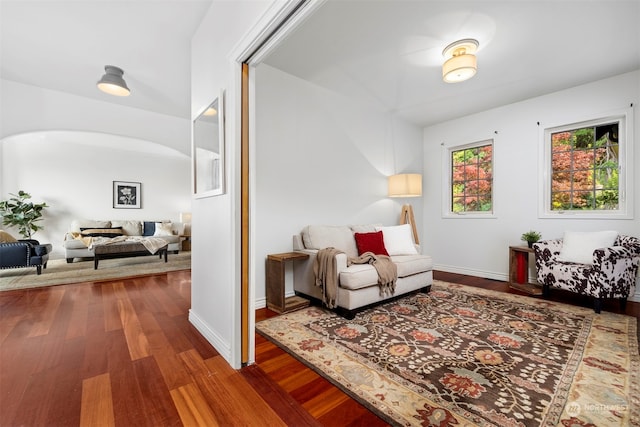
(75, 234, 168, 254)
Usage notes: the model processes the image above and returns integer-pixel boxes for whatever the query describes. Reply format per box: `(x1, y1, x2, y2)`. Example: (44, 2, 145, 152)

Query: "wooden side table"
(508, 246, 543, 295)
(266, 252, 310, 313)
(179, 235, 191, 251)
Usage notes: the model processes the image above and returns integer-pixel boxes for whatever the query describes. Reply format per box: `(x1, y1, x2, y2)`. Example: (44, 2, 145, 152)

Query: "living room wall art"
(113, 181, 141, 209)
(193, 89, 225, 198)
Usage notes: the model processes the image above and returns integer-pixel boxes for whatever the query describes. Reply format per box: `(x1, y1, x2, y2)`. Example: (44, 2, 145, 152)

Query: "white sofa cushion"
(340, 254, 433, 291)
(558, 230, 618, 265)
(302, 225, 359, 258)
(392, 254, 433, 277)
(340, 265, 379, 290)
(375, 224, 419, 255)
(350, 224, 382, 233)
(111, 220, 142, 236)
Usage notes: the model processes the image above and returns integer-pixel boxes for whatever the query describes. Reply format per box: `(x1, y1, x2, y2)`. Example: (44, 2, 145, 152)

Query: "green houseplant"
(521, 230, 542, 248)
(0, 191, 49, 239)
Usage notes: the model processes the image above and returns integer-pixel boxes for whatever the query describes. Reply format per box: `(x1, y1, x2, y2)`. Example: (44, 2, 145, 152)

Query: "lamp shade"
(442, 39, 479, 83)
(442, 54, 477, 83)
(97, 65, 130, 96)
(388, 174, 422, 197)
(180, 212, 192, 223)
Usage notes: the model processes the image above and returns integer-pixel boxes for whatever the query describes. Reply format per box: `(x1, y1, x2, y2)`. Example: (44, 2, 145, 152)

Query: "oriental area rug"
(0, 251, 191, 291)
(256, 281, 639, 427)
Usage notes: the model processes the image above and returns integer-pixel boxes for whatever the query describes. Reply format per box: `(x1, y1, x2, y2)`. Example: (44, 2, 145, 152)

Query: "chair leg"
(542, 284, 550, 297)
(620, 298, 628, 312)
(36, 265, 42, 275)
(593, 298, 602, 314)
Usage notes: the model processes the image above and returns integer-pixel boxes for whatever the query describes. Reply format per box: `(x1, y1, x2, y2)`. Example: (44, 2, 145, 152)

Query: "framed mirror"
(193, 90, 225, 198)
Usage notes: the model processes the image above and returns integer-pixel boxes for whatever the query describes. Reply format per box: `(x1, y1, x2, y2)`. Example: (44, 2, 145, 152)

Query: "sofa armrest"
(293, 234, 305, 251)
(0, 242, 31, 266)
(593, 245, 640, 268)
(533, 239, 562, 263)
(19, 239, 40, 245)
(33, 244, 52, 256)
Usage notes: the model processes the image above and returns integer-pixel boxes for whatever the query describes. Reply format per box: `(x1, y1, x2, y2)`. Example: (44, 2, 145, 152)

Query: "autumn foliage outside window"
(451, 142, 493, 213)
(550, 122, 619, 211)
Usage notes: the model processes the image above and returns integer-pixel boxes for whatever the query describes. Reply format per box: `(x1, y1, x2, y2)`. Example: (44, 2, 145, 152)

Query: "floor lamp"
(388, 173, 422, 245)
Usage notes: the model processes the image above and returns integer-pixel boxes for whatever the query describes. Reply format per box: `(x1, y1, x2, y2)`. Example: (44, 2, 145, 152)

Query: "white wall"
(254, 64, 424, 306)
(189, 0, 272, 368)
(423, 70, 640, 299)
(1, 79, 191, 156)
(1, 131, 191, 259)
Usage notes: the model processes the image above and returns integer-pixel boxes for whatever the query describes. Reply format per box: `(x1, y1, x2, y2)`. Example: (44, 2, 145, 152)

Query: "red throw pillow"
(354, 231, 389, 256)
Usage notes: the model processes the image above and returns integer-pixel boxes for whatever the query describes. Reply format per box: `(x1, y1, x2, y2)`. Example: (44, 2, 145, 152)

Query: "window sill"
(442, 213, 497, 219)
(538, 211, 633, 220)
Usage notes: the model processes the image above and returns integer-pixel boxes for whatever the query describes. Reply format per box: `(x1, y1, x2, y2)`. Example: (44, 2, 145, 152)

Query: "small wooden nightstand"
(508, 246, 543, 295)
(266, 252, 310, 314)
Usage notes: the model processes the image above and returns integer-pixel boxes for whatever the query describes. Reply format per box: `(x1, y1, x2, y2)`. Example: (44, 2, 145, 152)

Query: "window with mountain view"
(451, 141, 493, 214)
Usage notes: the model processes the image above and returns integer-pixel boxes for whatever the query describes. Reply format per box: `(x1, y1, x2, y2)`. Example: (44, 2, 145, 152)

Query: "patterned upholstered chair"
(533, 233, 640, 313)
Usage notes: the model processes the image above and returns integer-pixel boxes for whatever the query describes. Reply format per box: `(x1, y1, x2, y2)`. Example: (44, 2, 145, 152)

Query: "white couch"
(63, 219, 183, 263)
(293, 224, 433, 318)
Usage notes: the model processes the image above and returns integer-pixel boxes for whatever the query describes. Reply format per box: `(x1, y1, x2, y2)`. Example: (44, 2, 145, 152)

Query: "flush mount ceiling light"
(442, 38, 479, 83)
(97, 65, 130, 96)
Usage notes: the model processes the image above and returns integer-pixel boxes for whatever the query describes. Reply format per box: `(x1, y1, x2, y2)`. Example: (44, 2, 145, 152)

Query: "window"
(446, 140, 494, 215)
(541, 110, 632, 219)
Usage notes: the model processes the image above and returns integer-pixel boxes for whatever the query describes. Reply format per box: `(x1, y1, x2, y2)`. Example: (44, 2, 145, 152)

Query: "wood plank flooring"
(1, 270, 638, 426)
(0, 272, 287, 427)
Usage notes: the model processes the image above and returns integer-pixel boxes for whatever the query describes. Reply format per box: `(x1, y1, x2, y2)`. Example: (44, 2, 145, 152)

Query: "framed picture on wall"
(113, 181, 141, 209)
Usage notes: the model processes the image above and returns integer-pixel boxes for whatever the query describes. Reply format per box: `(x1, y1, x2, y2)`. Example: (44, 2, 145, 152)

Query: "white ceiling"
(0, 0, 213, 119)
(262, 0, 640, 127)
(1, 1, 639, 126)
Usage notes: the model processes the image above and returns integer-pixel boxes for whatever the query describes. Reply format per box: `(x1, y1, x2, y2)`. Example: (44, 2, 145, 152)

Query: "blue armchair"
(0, 239, 53, 275)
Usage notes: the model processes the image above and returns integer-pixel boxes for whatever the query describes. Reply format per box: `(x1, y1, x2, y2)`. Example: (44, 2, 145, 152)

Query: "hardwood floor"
(0, 271, 287, 427)
(1, 270, 638, 426)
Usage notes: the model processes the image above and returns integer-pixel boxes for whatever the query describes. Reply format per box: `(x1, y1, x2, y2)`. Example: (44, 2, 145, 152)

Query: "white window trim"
(538, 107, 634, 219)
(442, 138, 496, 219)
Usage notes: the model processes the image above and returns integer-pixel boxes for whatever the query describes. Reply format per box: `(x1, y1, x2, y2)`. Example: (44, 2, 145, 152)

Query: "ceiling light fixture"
(97, 65, 130, 96)
(442, 38, 479, 83)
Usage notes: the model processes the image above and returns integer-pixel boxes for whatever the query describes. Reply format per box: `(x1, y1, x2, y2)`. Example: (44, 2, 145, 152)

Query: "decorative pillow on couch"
(70, 220, 111, 233)
(375, 224, 418, 255)
(153, 222, 173, 236)
(558, 230, 618, 265)
(80, 227, 124, 238)
(111, 220, 142, 236)
(0, 230, 17, 243)
(354, 231, 389, 256)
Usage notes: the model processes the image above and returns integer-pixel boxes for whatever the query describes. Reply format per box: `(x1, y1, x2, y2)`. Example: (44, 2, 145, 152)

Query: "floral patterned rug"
(256, 281, 639, 426)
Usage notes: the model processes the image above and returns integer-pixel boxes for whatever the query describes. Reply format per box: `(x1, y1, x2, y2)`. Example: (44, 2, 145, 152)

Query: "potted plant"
(521, 230, 542, 248)
(0, 191, 49, 239)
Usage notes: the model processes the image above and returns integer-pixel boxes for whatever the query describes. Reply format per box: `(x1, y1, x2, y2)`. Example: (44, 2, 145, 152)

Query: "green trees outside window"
(451, 143, 493, 213)
(550, 122, 619, 211)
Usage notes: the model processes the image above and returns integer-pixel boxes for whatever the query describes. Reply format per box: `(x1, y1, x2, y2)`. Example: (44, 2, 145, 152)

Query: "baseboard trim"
(434, 264, 508, 282)
(434, 264, 640, 303)
(188, 309, 232, 360)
